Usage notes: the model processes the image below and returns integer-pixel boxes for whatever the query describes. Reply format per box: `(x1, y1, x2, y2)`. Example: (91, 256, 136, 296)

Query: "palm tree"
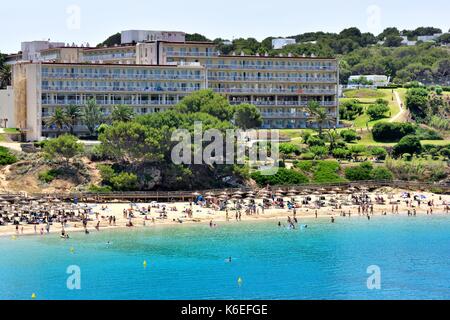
(83, 99, 104, 137)
(111, 105, 135, 123)
(64, 105, 82, 135)
(46, 107, 69, 136)
(306, 101, 334, 137)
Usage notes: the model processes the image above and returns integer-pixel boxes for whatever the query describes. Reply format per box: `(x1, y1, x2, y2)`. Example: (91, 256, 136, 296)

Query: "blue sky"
(1, 0, 449, 53)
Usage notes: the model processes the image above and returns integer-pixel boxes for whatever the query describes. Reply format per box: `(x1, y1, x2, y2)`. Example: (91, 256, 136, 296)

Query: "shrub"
(110, 172, 139, 191)
(0, 147, 17, 165)
(370, 147, 388, 160)
(88, 184, 113, 193)
(43, 134, 84, 164)
(340, 129, 360, 143)
(439, 148, 450, 158)
(415, 127, 442, 140)
(372, 122, 416, 142)
(300, 152, 315, 160)
(370, 167, 394, 181)
(348, 145, 367, 158)
(279, 143, 301, 156)
(313, 160, 345, 183)
(306, 135, 325, 147)
(339, 100, 364, 120)
(294, 160, 313, 172)
(309, 146, 328, 159)
(38, 169, 60, 183)
(393, 135, 422, 158)
(385, 157, 447, 181)
(344, 162, 373, 181)
(251, 168, 309, 186)
(366, 103, 390, 121)
(332, 148, 351, 159)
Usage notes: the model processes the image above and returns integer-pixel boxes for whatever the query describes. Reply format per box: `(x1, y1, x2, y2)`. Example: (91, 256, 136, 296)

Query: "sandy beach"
(1, 188, 449, 238)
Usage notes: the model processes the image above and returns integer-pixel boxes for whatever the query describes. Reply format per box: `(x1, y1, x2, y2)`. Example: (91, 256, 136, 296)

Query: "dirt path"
(389, 91, 406, 123)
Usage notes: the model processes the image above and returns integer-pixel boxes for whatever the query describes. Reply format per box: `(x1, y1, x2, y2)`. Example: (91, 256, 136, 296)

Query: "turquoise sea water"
(0, 215, 449, 300)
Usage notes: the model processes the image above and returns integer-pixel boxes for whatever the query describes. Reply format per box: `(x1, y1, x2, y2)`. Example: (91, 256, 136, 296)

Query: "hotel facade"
(3, 32, 339, 141)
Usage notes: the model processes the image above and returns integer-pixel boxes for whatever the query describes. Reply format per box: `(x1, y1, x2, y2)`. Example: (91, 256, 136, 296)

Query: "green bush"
(299, 153, 315, 160)
(344, 162, 373, 181)
(294, 160, 313, 172)
(279, 143, 301, 156)
(88, 184, 113, 193)
(340, 129, 360, 143)
(0, 147, 17, 165)
(370, 147, 388, 160)
(306, 135, 325, 147)
(393, 135, 422, 158)
(313, 160, 345, 183)
(415, 127, 443, 140)
(38, 169, 60, 183)
(110, 172, 139, 191)
(339, 99, 364, 120)
(370, 167, 394, 181)
(251, 168, 309, 186)
(332, 147, 351, 159)
(348, 145, 368, 158)
(366, 103, 390, 121)
(309, 146, 328, 159)
(372, 122, 416, 142)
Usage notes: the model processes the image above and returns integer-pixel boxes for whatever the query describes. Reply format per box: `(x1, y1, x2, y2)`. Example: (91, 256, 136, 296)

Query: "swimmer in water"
(226, 257, 232, 263)
(331, 217, 335, 223)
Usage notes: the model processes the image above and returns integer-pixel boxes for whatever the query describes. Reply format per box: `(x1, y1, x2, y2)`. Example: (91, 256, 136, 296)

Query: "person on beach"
(331, 217, 335, 223)
(95, 221, 100, 231)
(315, 210, 318, 219)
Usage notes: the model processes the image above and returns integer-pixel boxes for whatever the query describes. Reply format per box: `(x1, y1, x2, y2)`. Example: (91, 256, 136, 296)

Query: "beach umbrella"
(334, 187, 342, 192)
(205, 195, 215, 200)
(275, 188, 285, 194)
(192, 192, 201, 196)
(302, 189, 311, 194)
(205, 192, 215, 196)
(232, 194, 242, 199)
(288, 189, 298, 194)
(287, 192, 296, 197)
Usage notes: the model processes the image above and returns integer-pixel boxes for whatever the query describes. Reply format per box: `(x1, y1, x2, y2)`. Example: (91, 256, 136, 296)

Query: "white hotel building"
(2, 31, 339, 141)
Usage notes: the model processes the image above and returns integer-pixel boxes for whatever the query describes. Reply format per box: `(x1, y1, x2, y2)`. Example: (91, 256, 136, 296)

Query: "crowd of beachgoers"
(1, 186, 449, 237)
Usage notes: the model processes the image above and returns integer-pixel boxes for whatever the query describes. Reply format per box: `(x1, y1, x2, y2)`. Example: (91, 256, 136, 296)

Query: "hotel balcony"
(213, 88, 336, 94)
(208, 76, 337, 83)
(42, 100, 179, 106)
(81, 53, 136, 62)
(42, 86, 201, 93)
(229, 100, 337, 107)
(166, 51, 218, 57)
(206, 64, 337, 71)
(261, 112, 337, 119)
(42, 73, 204, 81)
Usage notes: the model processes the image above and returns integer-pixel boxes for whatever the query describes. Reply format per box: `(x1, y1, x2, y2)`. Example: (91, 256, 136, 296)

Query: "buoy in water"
(237, 277, 243, 286)
(31, 293, 36, 299)
(70, 247, 75, 254)
(11, 235, 17, 240)
(143, 260, 148, 268)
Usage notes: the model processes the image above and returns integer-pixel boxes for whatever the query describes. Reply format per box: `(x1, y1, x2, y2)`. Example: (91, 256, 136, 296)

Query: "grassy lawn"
(343, 88, 386, 99)
(341, 89, 400, 129)
(3, 128, 20, 134)
(421, 140, 450, 146)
